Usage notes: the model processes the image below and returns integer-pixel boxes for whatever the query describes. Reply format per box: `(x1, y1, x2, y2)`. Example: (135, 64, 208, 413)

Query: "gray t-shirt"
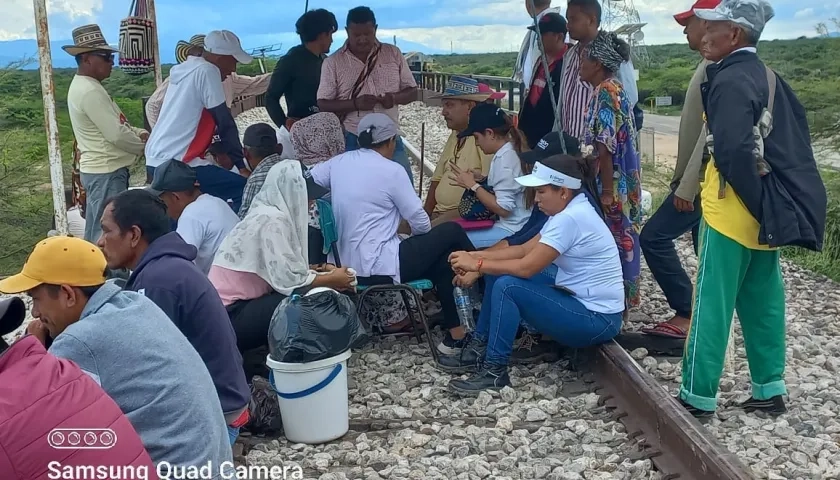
(49, 281, 232, 477)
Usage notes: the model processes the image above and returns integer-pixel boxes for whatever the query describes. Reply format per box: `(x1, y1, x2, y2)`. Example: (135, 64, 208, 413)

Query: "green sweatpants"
(679, 221, 787, 411)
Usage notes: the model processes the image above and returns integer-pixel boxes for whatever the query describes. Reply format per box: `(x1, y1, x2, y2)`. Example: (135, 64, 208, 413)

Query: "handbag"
(118, 0, 155, 75)
(458, 180, 498, 221)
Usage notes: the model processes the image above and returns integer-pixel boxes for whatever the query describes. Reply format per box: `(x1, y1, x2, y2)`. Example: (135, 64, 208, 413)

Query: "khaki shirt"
(430, 132, 492, 214)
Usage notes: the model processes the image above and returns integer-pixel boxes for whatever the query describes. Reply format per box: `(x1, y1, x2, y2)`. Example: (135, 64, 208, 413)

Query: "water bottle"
(454, 286, 475, 332)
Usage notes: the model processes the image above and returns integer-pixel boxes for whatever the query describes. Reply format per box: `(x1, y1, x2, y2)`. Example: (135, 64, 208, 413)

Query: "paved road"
(644, 113, 840, 169)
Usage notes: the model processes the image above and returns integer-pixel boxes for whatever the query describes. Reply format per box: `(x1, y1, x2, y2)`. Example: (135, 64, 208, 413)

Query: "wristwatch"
(470, 183, 481, 192)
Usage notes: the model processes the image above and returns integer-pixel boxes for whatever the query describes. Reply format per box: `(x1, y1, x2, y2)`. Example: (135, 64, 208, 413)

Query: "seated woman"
(208, 160, 355, 378)
(443, 154, 624, 395)
(290, 112, 346, 264)
(580, 30, 643, 313)
(449, 103, 531, 249)
(310, 113, 477, 356)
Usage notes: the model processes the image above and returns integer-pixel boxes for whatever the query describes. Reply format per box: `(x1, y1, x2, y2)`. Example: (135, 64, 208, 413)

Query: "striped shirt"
(559, 43, 594, 140)
(317, 42, 417, 134)
(237, 153, 283, 219)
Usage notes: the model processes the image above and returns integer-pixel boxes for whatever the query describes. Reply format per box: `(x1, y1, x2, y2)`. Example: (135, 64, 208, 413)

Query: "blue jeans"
(466, 224, 516, 249)
(475, 273, 623, 365)
(227, 426, 240, 445)
(147, 164, 244, 213)
(344, 132, 414, 185)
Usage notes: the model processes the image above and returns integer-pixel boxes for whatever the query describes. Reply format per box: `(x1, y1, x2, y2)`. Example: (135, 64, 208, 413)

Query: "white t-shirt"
(145, 57, 226, 168)
(177, 194, 240, 274)
(538, 194, 625, 314)
(488, 142, 530, 233)
(67, 206, 86, 238)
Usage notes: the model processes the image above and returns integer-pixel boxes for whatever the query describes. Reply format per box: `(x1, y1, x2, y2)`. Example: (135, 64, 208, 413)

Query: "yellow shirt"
(68, 75, 147, 174)
(430, 132, 492, 214)
(701, 154, 775, 251)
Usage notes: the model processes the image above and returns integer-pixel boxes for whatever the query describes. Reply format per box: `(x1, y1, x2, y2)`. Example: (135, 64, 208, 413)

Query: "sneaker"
(511, 332, 561, 365)
(437, 331, 469, 356)
(448, 363, 511, 397)
(739, 395, 787, 416)
(436, 337, 487, 374)
(676, 396, 715, 419)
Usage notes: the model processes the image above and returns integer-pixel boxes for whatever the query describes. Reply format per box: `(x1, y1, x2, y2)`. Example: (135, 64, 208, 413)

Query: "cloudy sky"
(0, 0, 837, 64)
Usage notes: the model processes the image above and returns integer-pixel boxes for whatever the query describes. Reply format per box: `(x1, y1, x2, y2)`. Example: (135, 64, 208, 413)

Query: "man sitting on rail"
(98, 189, 251, 445)
(0, 236, 233, 470)
(145, 29, 253, 212)
(149, 160, 240, 275)
(317, 6, 418, 183)
(445, 154, 624, 395)
(423, 77, 501, 225)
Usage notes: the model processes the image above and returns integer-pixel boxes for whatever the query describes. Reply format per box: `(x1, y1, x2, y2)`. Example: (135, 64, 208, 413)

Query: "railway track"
(583, 341, 755, 480)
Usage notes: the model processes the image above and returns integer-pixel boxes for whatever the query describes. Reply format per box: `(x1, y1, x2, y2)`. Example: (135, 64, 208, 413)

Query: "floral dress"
(584, 77, 642, 308)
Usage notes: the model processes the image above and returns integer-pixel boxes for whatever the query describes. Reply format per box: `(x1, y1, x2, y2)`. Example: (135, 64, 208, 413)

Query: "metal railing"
(413, 71, 524, 112)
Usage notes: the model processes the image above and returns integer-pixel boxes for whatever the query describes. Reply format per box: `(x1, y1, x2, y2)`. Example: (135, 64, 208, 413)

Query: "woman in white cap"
(309, 113, 478, 355)
(443, 154, 624, 395)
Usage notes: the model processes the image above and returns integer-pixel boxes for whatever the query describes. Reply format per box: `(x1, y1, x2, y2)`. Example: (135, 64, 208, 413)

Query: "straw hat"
(61, 24, 119, 56)
(175, 34, 206, 64)
(431, 76, 507, 102)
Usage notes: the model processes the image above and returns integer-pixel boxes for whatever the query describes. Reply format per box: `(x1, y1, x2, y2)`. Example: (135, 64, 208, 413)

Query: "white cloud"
(379, 25, 530, 53)
(0, 0, 100, 41)
(795, 7, 815, 18)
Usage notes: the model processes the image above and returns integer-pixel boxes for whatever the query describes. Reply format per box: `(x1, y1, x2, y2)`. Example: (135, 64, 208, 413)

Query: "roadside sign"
(655, 96, 673, 107)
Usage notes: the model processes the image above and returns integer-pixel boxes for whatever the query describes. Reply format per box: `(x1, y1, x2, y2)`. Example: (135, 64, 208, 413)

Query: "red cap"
(674, 0, 721, 26)
(478, 83, 506, 100)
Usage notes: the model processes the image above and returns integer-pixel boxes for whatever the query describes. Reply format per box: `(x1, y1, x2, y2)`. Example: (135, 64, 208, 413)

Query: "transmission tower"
(602, 0, 650, 67)
(247, 43, 284, 73)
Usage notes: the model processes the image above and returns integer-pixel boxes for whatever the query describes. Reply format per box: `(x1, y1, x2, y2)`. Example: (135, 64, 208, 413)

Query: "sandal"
(641, 322, 688, 339)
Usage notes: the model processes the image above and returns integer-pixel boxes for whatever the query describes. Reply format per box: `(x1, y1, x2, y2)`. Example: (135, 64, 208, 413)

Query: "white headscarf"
(213, 160, 316, 295)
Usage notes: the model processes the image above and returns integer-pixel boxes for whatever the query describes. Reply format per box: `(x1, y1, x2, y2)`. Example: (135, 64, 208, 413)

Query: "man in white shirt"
(148, 160, 239, 275)
(144, 29, 253, 213)
(63, 24, 148, 242)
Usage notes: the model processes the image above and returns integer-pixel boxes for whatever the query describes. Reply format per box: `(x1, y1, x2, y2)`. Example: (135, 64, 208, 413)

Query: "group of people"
(0, 0, 831, 475)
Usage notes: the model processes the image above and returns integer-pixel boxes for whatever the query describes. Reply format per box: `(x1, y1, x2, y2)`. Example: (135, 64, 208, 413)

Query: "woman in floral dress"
(580, 30, 642, 310)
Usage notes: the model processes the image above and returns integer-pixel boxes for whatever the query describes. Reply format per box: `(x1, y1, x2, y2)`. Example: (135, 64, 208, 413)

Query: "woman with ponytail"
(580, 30, 643, 311)
(443, 154, 625, 395)
(449, 103, 532, 248)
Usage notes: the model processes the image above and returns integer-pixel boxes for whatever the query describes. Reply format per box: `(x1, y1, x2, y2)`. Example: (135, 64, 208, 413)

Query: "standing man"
(678, 0, 826, 417)
(317, 6, 418, 183)
(145, 29, 253, 212)
(638, 0, 718, 341)
(266, 9, 338, 131)
(424, 77, 500, 224)
(513, 0, 562, 93)
(64, 25, 148, 243)
(560, 0, 638, 139)
(518, 12, 569, 148)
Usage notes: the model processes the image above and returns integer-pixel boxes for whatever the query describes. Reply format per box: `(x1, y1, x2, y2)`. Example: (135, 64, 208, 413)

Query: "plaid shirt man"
(237, 153, 283, 219)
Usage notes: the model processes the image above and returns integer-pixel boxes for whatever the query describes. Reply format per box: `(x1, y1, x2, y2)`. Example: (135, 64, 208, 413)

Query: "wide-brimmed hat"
(432, 76, 507, 102)
(61, 24, 119, 56)
(175, 34, 206, 64)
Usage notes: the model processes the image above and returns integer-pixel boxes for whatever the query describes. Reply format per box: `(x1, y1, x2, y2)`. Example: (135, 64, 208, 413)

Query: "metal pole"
(147, 0, 162, 86)
(33, 0, 68, 236)
(419, 123, 425, 197)
(527, 0, 566, 154)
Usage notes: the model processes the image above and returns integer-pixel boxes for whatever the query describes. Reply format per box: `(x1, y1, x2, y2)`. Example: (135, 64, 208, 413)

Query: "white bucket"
(641, 189, 653, 215)
(266, 287, 353, 444)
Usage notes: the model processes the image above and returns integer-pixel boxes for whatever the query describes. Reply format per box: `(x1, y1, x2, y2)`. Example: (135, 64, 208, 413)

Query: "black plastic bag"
(268, 288, 368, 363)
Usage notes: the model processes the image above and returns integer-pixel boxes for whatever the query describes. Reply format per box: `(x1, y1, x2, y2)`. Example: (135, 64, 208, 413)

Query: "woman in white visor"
(443, 154, 625, 395)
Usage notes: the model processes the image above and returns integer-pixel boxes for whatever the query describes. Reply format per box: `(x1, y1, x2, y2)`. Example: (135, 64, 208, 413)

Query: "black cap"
(528, 12, 568, 35)
(302, 164, 329, 200)
(147, 160, 198, 196)
(520, 132, 581, 164)
(243, 123, 279, 150)
(457, 102, 507, 139)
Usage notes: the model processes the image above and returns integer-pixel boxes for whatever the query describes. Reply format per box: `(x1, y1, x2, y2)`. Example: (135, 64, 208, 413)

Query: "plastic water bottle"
(454, 286, 475, 332)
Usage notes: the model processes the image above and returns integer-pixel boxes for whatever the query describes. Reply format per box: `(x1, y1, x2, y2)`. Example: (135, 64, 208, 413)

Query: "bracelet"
(470, 183, 480, 192)
(476, 258, 483, 273)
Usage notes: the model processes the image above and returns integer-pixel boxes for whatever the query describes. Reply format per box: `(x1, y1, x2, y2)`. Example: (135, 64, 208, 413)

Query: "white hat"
(203, 30, 253, 64)
(515, 161, 582, 189)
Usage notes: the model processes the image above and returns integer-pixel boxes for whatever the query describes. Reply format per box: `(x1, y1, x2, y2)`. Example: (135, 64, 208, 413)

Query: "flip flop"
(641, 322, 688, 339)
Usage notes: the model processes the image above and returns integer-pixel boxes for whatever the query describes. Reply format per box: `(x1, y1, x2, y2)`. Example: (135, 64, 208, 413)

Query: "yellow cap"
(0, 236, 107, 294)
